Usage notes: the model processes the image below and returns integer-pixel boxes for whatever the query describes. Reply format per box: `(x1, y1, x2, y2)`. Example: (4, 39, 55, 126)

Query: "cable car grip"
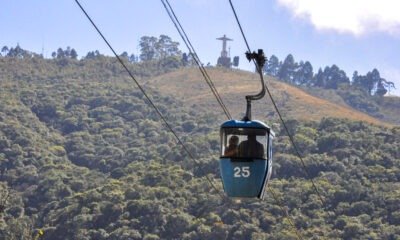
(242, 49, 266, 121)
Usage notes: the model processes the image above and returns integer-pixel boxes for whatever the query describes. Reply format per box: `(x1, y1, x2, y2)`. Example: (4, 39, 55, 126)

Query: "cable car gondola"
(219, 50, 274, 199)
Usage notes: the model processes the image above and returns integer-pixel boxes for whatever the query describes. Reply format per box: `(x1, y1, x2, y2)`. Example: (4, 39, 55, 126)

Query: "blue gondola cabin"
(219, 120, 274, 199)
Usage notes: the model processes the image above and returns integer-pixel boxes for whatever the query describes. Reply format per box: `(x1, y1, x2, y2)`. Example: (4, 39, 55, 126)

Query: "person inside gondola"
(238, 134, 264, 159)
(224, 135, 239, 157)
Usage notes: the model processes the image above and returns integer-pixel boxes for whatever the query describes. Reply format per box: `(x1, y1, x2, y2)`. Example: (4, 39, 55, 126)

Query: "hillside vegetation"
(148, 67, 391, 126)
(0, 56, 399, 239)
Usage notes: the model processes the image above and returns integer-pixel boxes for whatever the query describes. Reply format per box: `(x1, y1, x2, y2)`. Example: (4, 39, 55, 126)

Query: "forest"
(0, 40, 399, 239)
(2, 35, 397, 124)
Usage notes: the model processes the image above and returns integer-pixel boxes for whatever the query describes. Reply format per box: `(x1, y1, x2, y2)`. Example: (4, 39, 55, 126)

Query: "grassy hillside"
(376, 96, 400, 124)
(147, 67, 392, 126)
(304, 86, 400, 125)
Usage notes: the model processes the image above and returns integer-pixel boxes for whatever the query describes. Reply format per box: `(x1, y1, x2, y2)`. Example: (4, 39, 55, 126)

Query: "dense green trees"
(265, 53, 394, 96)
(314, 65, 349, 89)
(139, 35, 181, 61)
(1, 44, 40, 59)
(295, 61, 313, 86)
(0, 48, 399, 239)
(353, 68, 395, 96)
(1, 46, 9, 56)
(263, 53, 397, 123)
(277, 54, 296, 83)
(264, 54, 280, 76)
(51, 47, 78, 60)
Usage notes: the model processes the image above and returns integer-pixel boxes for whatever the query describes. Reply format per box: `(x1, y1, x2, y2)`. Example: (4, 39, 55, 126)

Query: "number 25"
(234, 166, 250, 178)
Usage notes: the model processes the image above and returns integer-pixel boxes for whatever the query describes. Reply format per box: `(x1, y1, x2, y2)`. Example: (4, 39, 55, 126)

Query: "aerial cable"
(161, 0, 232, 120)
(227, 0, 317, 238)
(228, 0, 327, 207)
(74, 0, 226, 199)
(163, 0, 304, 238)
(161, 4, 302, 232)
(161, 0, 289, 215)
(161, 0, 292, 210)
(161, 0, 231, 120)
(161, 0, 231, 119)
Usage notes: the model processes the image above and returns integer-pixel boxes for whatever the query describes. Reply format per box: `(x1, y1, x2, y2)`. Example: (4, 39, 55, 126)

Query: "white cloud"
(277, 0, 400, 36)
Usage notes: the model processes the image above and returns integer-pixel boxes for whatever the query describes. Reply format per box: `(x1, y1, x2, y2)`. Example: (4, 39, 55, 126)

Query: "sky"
(1, 0, 399, 96)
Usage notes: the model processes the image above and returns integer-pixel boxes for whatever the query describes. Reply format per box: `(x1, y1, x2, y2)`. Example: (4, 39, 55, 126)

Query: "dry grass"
(146, 67, 393, 127)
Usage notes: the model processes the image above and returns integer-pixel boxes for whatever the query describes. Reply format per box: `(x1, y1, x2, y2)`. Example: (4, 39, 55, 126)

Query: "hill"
(0, 56, 399, 239)
(374, 95, 400, 123)
(147, 67, 393, 126)
(303, 86, 400, 125)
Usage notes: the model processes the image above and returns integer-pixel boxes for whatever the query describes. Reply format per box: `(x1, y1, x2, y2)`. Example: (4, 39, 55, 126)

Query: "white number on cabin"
(234, 166, 250, 178)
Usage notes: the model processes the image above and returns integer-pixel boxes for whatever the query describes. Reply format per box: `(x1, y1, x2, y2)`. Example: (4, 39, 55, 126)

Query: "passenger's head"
(229, 135, 239, 145)
(248, 134, 256, 141)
